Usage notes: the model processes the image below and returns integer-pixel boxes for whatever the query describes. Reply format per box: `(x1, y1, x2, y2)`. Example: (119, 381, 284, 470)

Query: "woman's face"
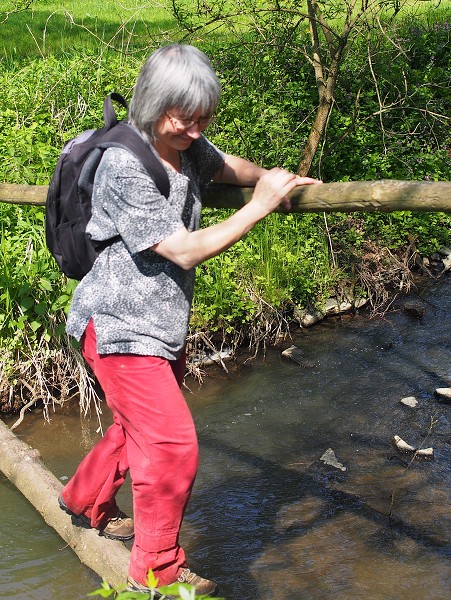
(153, 107, 213, 154)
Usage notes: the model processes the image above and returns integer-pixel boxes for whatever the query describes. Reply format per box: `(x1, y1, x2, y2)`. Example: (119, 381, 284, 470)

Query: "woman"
(59, 44, 321, 595)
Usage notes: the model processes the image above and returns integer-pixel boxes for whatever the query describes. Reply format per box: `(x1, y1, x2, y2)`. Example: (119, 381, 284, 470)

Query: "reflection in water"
(0, 476, 99, 599)
(1, 279, 450, 599)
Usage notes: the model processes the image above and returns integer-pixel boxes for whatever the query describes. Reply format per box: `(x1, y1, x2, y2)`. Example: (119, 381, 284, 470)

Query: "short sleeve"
(87, 148, 184, 254)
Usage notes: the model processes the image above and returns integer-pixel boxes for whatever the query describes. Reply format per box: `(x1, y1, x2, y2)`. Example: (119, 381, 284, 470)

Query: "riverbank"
(1, 253, 449, 418)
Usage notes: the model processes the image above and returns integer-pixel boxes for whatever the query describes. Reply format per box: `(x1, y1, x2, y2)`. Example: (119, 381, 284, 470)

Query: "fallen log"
(1, 180, 450, 212)
(0, 418, 129, 588)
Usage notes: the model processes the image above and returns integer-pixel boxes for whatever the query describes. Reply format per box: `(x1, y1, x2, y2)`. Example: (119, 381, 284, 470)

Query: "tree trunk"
(1, 181, 450, 212)
(0, 418, 129, 588)
(297, 93, 333, 176)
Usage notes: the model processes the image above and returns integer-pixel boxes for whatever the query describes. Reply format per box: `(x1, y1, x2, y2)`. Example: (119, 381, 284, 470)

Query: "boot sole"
(58, 495, 134, 541)
(100, 530, 135, 541)
(58, 495, 92, 529)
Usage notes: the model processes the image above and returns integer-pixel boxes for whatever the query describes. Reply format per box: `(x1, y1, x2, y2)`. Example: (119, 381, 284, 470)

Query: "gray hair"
(129, 44, 221, 139)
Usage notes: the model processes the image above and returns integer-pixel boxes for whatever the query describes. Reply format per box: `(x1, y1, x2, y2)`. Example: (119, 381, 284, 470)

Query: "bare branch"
(0, 0, 34, 24)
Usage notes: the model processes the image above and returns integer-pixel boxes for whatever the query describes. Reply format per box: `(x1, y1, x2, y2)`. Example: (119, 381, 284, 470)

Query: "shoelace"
(109, 511, 130, 523)
(177, 568, 196, 584)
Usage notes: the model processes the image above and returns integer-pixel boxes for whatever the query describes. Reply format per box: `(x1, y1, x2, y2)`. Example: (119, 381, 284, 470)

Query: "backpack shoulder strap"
(99, 121, 170, 199)
(103, 93, 128, 129)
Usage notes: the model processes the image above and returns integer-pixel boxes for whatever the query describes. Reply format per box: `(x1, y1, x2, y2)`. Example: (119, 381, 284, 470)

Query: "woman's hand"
(251, 168, 322, 216)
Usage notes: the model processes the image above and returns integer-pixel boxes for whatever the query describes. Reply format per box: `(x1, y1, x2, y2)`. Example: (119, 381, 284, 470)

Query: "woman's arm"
(213, 153, 268, 186)
(152, 167, 322, 270)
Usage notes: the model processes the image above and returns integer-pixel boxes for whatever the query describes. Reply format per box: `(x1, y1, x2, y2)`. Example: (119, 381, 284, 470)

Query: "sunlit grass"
(4, 0, 448, 62)
(1, 0, 177, 59)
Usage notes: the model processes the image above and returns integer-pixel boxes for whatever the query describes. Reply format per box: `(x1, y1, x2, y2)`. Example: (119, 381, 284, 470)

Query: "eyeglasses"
(166, 113, 216, 131)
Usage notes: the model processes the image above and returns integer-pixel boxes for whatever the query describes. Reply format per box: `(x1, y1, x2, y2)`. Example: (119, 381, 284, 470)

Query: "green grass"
(3, 1, 447, 62)
(1, 0, 177, 59)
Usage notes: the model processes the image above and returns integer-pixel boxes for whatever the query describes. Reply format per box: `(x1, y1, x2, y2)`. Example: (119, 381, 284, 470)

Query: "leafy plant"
(88, 570, 224, 599)
(0, 202, 86, 414)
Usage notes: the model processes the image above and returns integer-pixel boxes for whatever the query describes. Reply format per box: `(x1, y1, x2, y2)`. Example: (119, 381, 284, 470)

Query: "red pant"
(61, 320, 199, 585)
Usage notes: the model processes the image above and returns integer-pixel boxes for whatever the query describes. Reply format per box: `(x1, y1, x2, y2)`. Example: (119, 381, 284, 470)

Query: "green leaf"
(30, 320, 41, 332)
(39, 278, 53, 291)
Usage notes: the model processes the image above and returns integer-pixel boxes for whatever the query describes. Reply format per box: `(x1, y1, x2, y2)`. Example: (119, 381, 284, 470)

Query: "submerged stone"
(403, 299, 426, 319)
(320, 448, 347, 472)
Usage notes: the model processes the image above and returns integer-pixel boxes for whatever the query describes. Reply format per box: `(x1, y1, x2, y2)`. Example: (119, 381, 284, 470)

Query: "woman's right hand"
(251, 168, 322, 216)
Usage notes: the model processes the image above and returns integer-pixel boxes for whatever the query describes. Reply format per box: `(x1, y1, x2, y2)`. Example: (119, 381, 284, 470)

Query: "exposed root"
(185, 286, 292, 379)
(243, 285, 292, 357)
(354, 239, 416, 315)
(1, 335, 102, 431)
(70, 345, 104, 434)
(10, 388, 41, 431)
(186, 330, 237, 380)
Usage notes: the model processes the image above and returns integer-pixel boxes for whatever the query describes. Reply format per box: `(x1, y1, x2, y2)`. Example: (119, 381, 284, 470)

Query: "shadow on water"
(181, 277, 451, 599)
(1, 277, 450, 599)
(186, 432, 450, 599)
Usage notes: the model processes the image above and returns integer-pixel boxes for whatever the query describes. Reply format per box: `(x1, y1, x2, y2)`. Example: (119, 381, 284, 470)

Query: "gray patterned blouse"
(66, 135, 225, 360)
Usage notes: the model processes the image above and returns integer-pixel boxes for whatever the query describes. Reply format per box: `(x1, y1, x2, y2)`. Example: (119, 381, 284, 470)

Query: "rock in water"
(400, 396, 418, 408)
(435, 388, 451, 403)
(403, 299, 426, 319)
(392, 435, 434, 460)
(281, 345, 305, 364)
(320, 448, 347, 471)
(392, 435, 416, 453)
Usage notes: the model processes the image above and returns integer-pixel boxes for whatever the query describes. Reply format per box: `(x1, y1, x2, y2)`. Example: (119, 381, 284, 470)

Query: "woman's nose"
(185, 125, 202, 139)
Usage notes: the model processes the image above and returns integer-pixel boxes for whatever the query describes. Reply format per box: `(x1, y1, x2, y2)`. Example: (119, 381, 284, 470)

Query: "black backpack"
(45, 92, 170, 280)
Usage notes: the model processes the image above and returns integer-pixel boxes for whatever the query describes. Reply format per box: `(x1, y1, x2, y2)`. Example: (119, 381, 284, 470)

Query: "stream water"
(1, 277, 450, 600)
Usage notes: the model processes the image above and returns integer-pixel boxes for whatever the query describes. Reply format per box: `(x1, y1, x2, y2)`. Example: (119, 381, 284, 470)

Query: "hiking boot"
(126, 569, 217, 597)
(176, 568, 218, 596)
(126, 577, 169, 598)
(58, 494, 91, 529)
(100, 511, 134, 541)
(58, 494, 134, 541)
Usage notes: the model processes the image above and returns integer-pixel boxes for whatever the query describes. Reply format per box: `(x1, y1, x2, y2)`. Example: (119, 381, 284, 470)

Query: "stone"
(294, 295, 368, 327)
(442, 254, 451, 271)
(323, 297, 368, 316)
(392, 436, 434, 460)
(294, 306, 325, 327)
(191, 348, 233, 367)
(435, 387, 451, 403)
(416, 447, 434, 460)
(320, 448, 347, 471)
(392, 435, 416, 454)
(402, 299, 426, 319)
(400, 396, 418, 408)
(281, 345, 305, 364)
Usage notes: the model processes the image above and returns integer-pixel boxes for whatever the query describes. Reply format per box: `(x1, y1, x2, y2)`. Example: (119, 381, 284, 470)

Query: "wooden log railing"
(0, 180, 451, 212)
